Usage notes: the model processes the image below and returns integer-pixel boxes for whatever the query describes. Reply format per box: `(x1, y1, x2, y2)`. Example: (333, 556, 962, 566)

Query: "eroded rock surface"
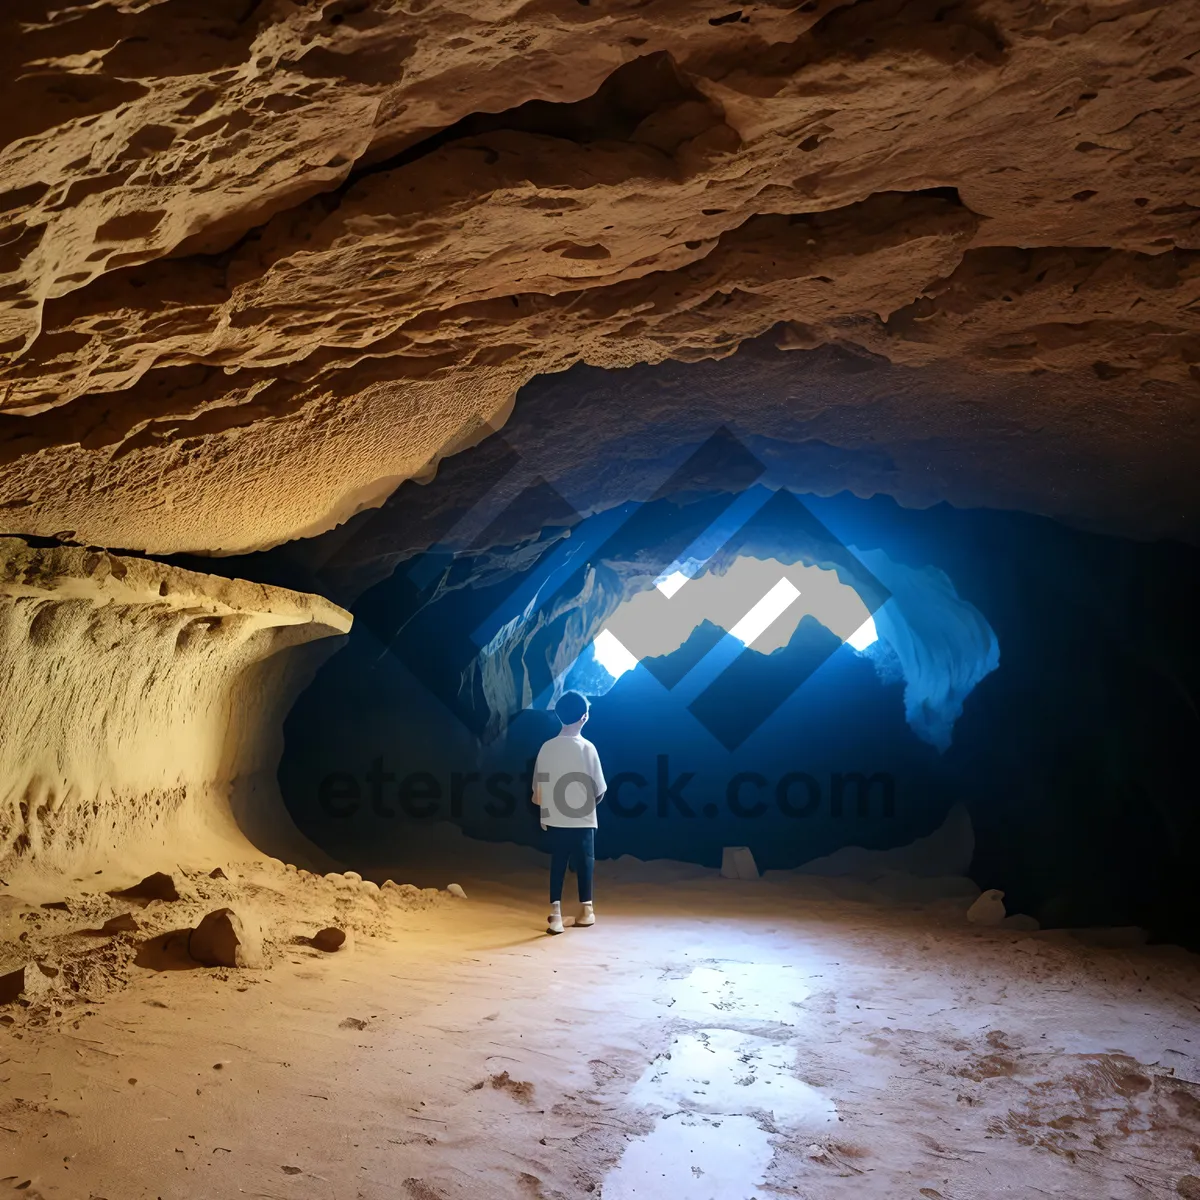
(0, 537, 350, 883)
(0, 1, 1198, 552)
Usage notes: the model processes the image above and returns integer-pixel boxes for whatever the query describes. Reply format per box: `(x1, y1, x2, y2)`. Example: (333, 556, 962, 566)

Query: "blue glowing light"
(591, 556, 878, 682)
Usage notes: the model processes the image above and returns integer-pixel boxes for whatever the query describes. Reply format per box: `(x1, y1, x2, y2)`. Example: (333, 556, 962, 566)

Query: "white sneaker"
(547, 902, 564, 935)
(575, 902, 595, 928)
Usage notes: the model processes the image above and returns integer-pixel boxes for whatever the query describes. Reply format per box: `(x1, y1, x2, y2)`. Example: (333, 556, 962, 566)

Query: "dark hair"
(555, 691, 589, 725)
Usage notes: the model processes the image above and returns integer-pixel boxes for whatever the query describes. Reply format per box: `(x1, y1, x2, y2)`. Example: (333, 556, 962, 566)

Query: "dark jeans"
(547, 826, 595, 904)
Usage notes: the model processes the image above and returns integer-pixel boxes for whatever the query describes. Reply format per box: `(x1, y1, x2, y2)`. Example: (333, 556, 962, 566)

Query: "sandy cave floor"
(2, 857, 1200, 1200)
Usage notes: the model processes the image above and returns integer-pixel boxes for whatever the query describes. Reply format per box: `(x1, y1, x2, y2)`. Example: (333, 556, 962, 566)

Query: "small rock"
(323, 872, 344, 884)
(967, 889, 1006, 926)
(209, 867, 227, 880)
(111, 872, 180, 903)
(1001, 913, 1040, 931)
(339, 1017, 368, 1030)
(189, 908, 263, 969)
(310, 927, 346, 953)
(0, 962, 58, 1005)
(343, 871, 363, 883)
(0, 965, 28, 1005)
(720, 846, 759, 880)
(447, 883, 467, 899)
(100, 912, 140, 935)
(359, 879, 380, 895)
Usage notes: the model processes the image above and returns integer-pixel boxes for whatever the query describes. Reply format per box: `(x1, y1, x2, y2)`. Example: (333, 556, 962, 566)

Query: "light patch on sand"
(602, 1113, 774, 1200)
(665, 962, 811, 1023)
(609, 961, 834, 1199)
(629, 1029, 837, 1125)
(1050, 1028, 1176, 1063)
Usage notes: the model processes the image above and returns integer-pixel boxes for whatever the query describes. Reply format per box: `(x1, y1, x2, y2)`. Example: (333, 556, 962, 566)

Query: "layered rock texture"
(1, 0, 1198, 554)
(0, 537, 350, 886)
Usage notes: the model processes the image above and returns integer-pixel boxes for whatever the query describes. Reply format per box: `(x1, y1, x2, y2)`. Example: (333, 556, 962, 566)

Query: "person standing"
(531, 691, 606, 934)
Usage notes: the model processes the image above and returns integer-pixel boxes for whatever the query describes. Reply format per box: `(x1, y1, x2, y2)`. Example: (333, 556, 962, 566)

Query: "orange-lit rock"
(0, 1, 1197, 553)
(0, 537, 350, 886)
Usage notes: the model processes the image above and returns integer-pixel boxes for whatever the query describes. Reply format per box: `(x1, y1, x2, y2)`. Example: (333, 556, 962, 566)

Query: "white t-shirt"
(535, 734, 607, 829)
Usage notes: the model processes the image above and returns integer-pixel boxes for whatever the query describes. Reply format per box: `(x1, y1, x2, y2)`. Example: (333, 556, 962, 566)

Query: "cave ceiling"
(1, 0, 1198, 556)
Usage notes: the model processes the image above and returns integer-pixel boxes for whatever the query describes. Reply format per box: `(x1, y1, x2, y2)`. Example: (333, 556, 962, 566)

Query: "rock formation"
(188, 905, 263, 968)
(310, 925, 347, 952)
(1, 0, 1197, 554)
(0, 537, 350, 886)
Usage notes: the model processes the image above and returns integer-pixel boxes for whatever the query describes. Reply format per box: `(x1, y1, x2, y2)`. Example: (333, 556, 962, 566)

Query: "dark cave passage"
(270, 425, 1200, 947)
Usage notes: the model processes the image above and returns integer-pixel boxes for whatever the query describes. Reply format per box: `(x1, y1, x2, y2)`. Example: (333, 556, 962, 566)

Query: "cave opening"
(263, 401, 1199, 954)
(278, 465, 1005, 879)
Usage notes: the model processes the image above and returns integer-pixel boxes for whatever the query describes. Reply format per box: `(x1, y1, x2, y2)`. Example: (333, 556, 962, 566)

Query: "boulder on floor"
(967, 889, 1007, 926)
(0, 961, 59, 1004)
(110, 872, 180, 903)
(188, 908, 263, 968)
(310, 926, 346, 953)
(721, 847, 759, 880)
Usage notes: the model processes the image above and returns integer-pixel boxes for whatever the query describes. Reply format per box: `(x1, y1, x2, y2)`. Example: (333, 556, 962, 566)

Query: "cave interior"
(2, 0, 1200, 1195)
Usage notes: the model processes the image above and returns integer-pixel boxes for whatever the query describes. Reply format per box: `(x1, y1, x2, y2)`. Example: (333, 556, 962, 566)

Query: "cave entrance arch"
(279, 480, 1000, 876)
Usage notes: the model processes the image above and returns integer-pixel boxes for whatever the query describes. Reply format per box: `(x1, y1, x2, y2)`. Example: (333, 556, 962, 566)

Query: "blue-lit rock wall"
(275, 486, 1200, 943)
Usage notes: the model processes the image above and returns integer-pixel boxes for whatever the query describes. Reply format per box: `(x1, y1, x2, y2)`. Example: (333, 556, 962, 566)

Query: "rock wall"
(241, 345, 1200, 611)
(0, 538, 351, 888)
(1, 0, 1197, 554)
(854, 549, 1000, 752)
